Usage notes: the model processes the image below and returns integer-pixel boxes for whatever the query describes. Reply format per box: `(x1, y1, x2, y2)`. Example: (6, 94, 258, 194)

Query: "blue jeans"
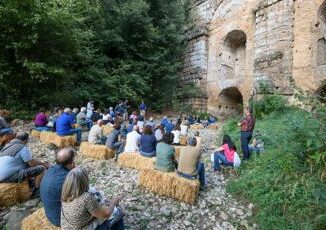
(0, 128, 13, 136)
(34, 126, 50, 132)
(96, 218, 124, 230)
(213, 151, 233, 171)
(241, 131, 252, 160)
(66, 128, 82, 143)
(178, 162, 206, 186)
(86, 119, 93, 130)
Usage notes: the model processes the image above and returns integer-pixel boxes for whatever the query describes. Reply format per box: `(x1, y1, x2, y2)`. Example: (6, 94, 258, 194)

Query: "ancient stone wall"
(182, 0, 326, 116)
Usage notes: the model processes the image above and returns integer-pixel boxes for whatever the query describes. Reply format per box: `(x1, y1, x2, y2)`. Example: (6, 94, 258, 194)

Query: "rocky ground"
(0, 121, 257, 230)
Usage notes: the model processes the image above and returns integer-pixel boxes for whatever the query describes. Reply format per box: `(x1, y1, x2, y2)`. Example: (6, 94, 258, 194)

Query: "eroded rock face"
(182, 0, 326, 116)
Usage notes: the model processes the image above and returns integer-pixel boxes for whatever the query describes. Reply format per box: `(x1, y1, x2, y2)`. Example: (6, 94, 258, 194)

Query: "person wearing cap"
(177, 136, 206, 189)
(0, 111, 12, 136)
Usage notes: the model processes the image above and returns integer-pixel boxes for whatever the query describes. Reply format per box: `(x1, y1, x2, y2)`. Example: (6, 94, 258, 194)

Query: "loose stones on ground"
(0, 122, 255, 229)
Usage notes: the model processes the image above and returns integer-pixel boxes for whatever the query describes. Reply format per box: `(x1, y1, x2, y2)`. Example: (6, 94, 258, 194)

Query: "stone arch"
(316, 83, 326, 102)
(318, 1, 326, 24)
(217, 87, 243, 116)
(220, 30, 247, 80)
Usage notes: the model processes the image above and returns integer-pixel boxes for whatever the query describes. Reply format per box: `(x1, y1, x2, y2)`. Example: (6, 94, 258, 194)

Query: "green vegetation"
(0, 0, 193, 112)
(224, 95, 326, 229)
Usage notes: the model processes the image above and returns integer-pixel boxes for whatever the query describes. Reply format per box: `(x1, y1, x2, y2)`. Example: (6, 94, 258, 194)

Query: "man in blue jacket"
(56, 108, 81, 144)
(40, 148, 76, 227)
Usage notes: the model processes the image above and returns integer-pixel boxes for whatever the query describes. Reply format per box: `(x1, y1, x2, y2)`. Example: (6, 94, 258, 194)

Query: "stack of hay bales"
(139, 169, 200, 204)
(180, 136, 187, 146)
(207, 123, 219, 130)
(190, 124, 204, 130)
(0, 181, 31, 207)
(118, 152, 155, 170)
(21, 208, 59, 230)
(40, 132, 57, 145)
(103, 125, 114, 136)
(52, 135, 76, 148)
(79, 142, 115, 160)
(31, 130, 41, 139)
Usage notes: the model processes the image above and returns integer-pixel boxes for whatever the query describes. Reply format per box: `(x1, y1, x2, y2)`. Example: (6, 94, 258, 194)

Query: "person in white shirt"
(88, 120, 104, 144)
(180, 121, 188, 136)
(172, 126, 181, 145)
(124, 125, 141, 152)
(155, 125, 164, 142)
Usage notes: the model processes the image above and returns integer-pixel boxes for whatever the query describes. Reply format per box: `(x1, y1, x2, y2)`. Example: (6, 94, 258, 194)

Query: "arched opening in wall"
(318, 1, 326, 24)
(217, 87, 243, 116)
(316, 84, 326, 102)
(221, 30, 247, 79)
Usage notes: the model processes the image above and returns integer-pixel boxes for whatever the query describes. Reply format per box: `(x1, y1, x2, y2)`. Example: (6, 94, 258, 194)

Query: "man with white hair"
(88, 120, 105, 144)
(56, 108, 82, 144)
(146, 117, 155, 131)
(124, 125, 141, 152)
(77, 107, 92, 129)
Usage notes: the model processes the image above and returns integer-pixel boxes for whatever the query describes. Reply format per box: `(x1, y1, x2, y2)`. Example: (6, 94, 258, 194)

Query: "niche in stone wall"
(318, 38, 326, 66)
(220, 30, 247, 79)
(317, 83, 326, 102)
(217, 87, 243, 116)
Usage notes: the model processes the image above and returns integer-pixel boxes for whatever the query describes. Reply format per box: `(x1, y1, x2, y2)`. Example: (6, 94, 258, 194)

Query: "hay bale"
(31, 130, 41, 139)
(79, 142, 114, 160)
(139, 169, 200, 204)
(0, 133, 15, 146)
(190, 124, 204, 130)
(103, 125, 114, 136)
(21, 208, 59, 230)
(40, 132, 57, 145)
(52, 135, 76, 148)
(118, 152, 155, 170)
(0, 181, 31, 207)
(207, 123, 219, 130)
(180, 136, 187, 146)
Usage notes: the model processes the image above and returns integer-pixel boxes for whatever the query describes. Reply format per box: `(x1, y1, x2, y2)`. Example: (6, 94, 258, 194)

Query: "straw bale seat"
(52, 134, 76, 148)
(190, 124, 204, 130)
(118, 152, 155, 170)
(0, 133, 15, 146)
(207, 123, 219, 130)
(103, 125, 114, 136)
(72, 123, 81, 129)
(40, 132, 57, 145)
(21, 208, 59, 230)
(180, 136, 187, 146)
(79, 142, 115, 160)
(40, 132, 76, 147)
(0, 181, 31, 207)
(139, 169, 200, 204)
(31, 130, 41, 138)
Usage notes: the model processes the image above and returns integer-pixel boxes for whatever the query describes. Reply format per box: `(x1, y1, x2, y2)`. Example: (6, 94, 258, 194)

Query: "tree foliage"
(0, 0, 189, 111)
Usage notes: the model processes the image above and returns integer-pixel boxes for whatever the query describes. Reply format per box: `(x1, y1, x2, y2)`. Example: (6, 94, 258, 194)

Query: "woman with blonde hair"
(61, 167, 125, 230)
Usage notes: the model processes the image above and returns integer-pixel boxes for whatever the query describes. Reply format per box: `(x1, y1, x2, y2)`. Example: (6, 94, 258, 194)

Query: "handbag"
(233, 152, 241, 168)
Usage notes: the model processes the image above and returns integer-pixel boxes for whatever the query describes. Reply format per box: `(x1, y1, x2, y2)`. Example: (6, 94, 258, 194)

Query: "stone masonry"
(182, 0, 326, 116)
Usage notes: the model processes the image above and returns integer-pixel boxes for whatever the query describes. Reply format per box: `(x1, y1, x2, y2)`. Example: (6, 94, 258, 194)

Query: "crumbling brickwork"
(182, 0, 326, 116)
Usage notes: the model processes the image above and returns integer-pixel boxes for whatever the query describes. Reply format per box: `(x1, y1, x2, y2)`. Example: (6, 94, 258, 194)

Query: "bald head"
(97, 119, 103, 126)
(133, 125, 139, 132)
(56, 147, 76, 168)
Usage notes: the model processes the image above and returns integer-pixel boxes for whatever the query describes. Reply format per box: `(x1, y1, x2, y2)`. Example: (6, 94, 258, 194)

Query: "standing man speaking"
(238, 107, 255, 160)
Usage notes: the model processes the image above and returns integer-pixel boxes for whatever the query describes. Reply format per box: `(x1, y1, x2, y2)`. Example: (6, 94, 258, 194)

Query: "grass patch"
(224, 106, 326, 229)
